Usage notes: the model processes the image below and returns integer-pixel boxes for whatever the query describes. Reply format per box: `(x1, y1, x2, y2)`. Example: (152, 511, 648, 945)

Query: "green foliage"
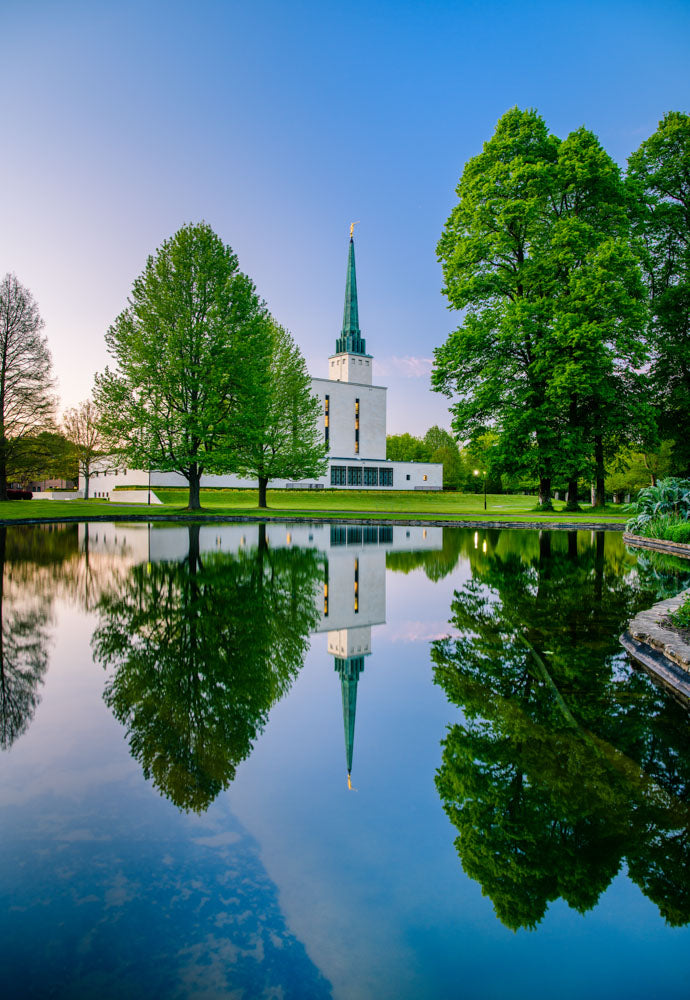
(628, 112, 690, 474)
(386, 432, 431, 462)
(669, 594, 690, 628)
(6, 430, 77, 485)
(432, 530, 690, 930)
(232, 321, 327, 506)
(92, 525, 323, 812)
(606, 441, 674, 495)
(434, 107, 649, 507)
(94, 222, 269, 509)
(626, 477, 690, 533)
(663, 521, 690, 544)
(385, 527, 465, 580)
(423, 426, 466, 490)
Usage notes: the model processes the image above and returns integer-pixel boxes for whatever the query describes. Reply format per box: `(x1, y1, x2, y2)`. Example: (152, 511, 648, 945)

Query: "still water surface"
(1, 520, 690, 999)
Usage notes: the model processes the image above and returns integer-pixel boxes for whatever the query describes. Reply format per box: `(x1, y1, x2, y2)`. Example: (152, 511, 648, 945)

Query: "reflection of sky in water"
(1, 523, 690, 999)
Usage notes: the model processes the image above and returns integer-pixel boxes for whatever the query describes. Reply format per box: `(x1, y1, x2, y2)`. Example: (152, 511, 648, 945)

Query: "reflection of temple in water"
(79, 521, 442, 785)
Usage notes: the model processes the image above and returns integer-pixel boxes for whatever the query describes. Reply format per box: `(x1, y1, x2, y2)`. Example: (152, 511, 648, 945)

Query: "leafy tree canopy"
(95, 222, 269, 510)
(628, 111, 690, 473)
(233, 321, 326, 507)
(434, 108, 649, 510)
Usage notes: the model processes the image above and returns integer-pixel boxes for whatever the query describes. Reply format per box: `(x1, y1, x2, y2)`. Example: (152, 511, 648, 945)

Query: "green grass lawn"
(0, 488, 629, 524)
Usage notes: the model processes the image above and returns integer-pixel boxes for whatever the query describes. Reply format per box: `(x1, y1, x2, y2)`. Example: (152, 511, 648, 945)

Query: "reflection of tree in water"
(432, 530, 690, 931)
(630, 546, 690, 602)
(0, 525, 68, 749)
(385, 527, 465, 580)
(93, 524, 323, 812)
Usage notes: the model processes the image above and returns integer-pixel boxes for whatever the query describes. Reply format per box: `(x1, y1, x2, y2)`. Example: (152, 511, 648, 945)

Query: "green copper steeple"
(335, 655, 364, 781)
(336, 236, 367, 356)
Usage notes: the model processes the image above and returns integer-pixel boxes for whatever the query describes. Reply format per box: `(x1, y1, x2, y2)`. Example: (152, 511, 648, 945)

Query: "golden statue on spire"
(350, 221, 360, 239)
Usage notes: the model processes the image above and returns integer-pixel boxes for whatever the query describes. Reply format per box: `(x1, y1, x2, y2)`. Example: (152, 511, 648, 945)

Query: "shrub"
(669, 594, 690, 629)
(665, 522, 690, 545)
(626, 477, 690, 534)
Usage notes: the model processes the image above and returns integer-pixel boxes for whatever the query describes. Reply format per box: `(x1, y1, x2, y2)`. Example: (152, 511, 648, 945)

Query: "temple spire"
(335, 655, 364, 786)
(336, 228, 366, 356)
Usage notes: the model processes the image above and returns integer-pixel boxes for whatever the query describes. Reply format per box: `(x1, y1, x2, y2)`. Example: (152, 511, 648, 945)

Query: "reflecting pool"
(2, 521, 690, 999)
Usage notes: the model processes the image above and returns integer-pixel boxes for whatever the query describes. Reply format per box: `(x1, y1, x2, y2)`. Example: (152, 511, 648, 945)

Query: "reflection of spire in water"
(335, 654, 364, 787)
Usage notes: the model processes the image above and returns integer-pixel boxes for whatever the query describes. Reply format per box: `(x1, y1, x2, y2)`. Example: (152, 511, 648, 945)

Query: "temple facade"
(84, 231, 442, 496)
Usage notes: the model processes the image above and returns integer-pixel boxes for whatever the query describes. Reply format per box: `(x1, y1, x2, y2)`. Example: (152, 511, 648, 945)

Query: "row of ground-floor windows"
(331, 466, 393, 487)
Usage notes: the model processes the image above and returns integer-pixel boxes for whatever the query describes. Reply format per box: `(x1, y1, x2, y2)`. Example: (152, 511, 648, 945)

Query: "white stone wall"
(87, 461, 152, 498)
(312, 376, 386, 460)
(82, 459, 443, 493)
(328, 352, 373, 385)
(328, 626, 372, 658)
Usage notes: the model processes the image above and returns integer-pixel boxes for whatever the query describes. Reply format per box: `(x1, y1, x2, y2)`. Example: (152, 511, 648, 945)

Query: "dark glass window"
(347, 527, 363, 545)
(363, 467, 378, 486)
(330, 526, 347, 546)
(331, 465, 346, 486)
(348, 466, 363, 486)
(379, 468, 393, 486)
(355, 398, 359, 454)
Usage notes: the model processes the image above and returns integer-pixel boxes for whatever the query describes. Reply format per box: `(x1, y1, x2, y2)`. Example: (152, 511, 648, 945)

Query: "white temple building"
(85, 230, 442, 497)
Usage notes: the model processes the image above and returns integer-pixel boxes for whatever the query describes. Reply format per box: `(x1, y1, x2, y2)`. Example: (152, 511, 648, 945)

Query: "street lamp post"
(474, 469, 487, 511)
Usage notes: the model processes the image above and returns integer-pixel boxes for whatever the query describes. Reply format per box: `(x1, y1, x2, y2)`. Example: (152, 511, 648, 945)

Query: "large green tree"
(94, 223, 268, 510)
(434, 108, 647, 510)
(233, 322, 326, 508)
(628, 111, 690, 474)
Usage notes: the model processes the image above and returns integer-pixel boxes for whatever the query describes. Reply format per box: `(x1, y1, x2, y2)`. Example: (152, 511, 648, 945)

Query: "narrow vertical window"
(354, 398, 360, 454)
(324, 560, 329, 617)
(354, 557, 359, 613)
(324, 394, 329, 449)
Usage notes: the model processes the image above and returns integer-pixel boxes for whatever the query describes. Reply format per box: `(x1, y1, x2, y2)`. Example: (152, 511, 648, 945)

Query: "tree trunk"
(594, 530, 605, 604)
(0, 436, 7, 501)
(83, 472, 90, 500)
(539, 529, 552, 568)
(567, 530, 578, 561)
(538, 476, 553, 510)
(187, 523, 201, 573)
(564, 477, 581, 512)
(258, 476, 268, 509)
(187, 465, 202, 510)
(593, 435, 606, 507)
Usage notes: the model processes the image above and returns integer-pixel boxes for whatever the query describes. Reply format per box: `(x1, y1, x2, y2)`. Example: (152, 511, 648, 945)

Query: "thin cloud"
(385, 621, 461, 643)
(375, 355, 434, 378)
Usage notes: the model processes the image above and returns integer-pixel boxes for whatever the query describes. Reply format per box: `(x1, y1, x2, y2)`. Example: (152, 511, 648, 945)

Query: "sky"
(1, 0, 689, 434)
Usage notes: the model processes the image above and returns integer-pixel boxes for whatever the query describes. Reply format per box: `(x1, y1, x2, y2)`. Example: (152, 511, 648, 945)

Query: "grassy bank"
(0, 488, 629, 525)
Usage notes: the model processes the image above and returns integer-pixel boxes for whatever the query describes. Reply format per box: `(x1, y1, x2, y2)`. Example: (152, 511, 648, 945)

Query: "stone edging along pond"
(622, 531, 690, 559)
(620, 534, 690, 704)
(0, 510, 628, 531)
(621, 590, 690, 706)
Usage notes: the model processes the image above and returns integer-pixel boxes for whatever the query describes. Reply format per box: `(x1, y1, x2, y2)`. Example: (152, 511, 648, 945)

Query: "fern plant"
(626, 478, 690, 534)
